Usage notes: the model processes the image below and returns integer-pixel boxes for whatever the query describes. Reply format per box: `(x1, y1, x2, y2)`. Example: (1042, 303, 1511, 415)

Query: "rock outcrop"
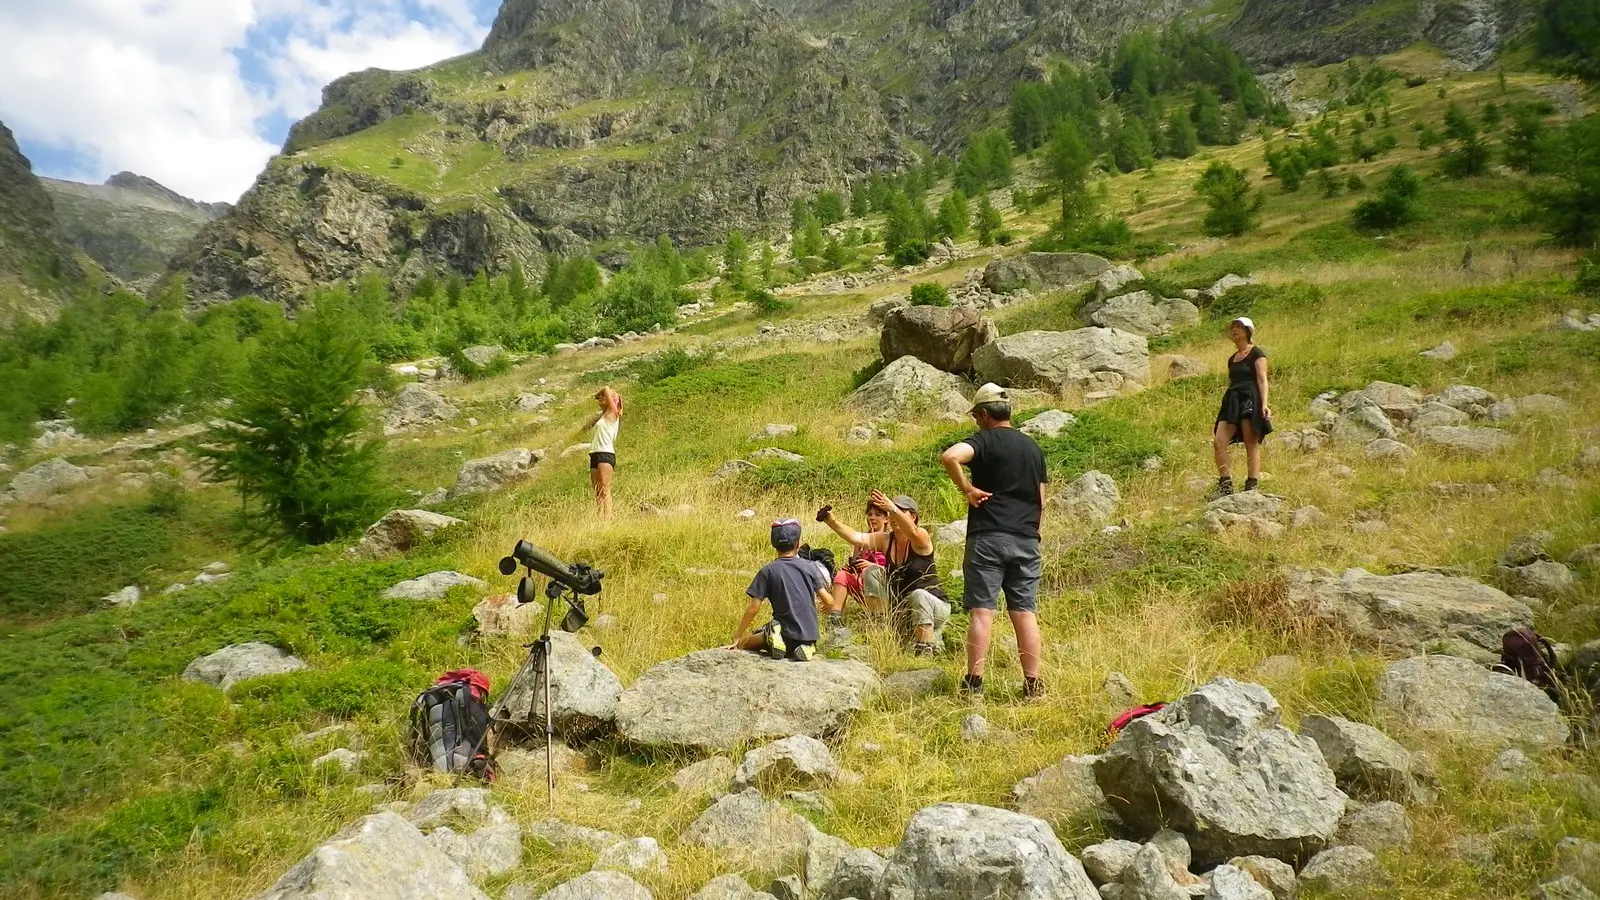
(847, 356, 973, 421)
(183, 642, 308, 691)
(251, 812, 487, 900)
(972, 328, 1150, 395)
(1376, 655, 1569, 750)
(496, 631, 622, 739)
(982, 253, 1110, 293)
(877, 803, 1100, 900)
(879, 305, 998, 374)
(615, 650, 878, 751)
(350, 509, 465, 558)
(453, 448, 544, 496)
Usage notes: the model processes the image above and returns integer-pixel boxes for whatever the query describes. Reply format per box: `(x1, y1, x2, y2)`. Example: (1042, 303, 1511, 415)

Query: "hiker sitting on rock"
(821, 498, 890, 624)
(819, 490, 951, 656)
(727, 519, 830, 661)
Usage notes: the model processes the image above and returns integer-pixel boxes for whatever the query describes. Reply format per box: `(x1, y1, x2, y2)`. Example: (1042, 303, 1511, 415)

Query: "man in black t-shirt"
(940, 383, 1048, 698)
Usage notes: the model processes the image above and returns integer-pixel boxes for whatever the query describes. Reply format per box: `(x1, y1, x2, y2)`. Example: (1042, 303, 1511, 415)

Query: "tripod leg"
(539, 635, 555, 809)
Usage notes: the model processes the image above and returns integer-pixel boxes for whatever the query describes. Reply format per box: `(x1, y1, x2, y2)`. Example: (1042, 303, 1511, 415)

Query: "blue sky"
(0, 0, 500, 203)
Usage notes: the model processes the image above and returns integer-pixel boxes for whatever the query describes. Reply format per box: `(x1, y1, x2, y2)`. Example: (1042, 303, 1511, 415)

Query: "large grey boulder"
(458, 344, 505, 369)
(1437, 385, 1497, 410)
(453, 448, 544, 497)
(1489, 393, 1569, 420)
(1008, 754, 1109, 825)
(672, 756, 736, 796)
(1535, 877, 1599, 900)
(1019, 409, 1077, 439)
(1117, 843, 1188, 900)
(1088, 291, 1201, 337)
(973, 328, 1150, 395)
(1358, 382, 1425, 420)
(983, 253, 1111, 293)
(1286, 568, 1533, 664)
(1299, 714, 1434, 804)
(1202, 492, 1288, 539)
(821, 848, 887, 900)
(1335, 801, 1412, 852)
(251, 812, 488, 900)
(1204, 865, 1275, 900)
(1081, 840, 1142, 885)
(1376, 655, 1569, 750)
(1093, 679, 1346, 867)
(1297, 846, 1379, 893)
(7, 457, 96, 501)
(426, 813, 523, 879)
(1093, 265, 1145, 302)
(880, 306, 999, 374)
(405, 788, 495, 830)
(594, 837, 668, 875)
(693, 875, 777, 899)
(350, 509, 465, 558)
(183, 642, 308, 692)
(848, 356, 974, 421)
(1051, 471, 1120, 525)
(616, 650, 878, 752)
(876, 803, 1100, 900)
(497, 631, 622, 739)
(383, 570, 487, 601)
(536, 872, 653, 900)
(527, 820, 624, 853)
(683, 789, 818, 871)
(1495, 560, 1575, 599)
(732, 735, 840, 793)
(1409, 401, 1470, 430)
(384, 384, 458, 433)
(1331, 405, 1397, 443)
(1415, 425, 1512, 455)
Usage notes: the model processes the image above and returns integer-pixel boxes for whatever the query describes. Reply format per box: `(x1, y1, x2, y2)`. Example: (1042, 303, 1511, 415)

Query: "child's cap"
(770, 518, 802, 551)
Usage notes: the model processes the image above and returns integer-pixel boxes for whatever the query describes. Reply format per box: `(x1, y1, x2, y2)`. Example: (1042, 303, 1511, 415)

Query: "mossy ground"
(2, 56, 1599, 900)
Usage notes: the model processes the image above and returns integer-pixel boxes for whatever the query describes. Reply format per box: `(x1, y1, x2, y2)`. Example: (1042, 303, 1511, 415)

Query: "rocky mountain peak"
(102, 171, 231, 218)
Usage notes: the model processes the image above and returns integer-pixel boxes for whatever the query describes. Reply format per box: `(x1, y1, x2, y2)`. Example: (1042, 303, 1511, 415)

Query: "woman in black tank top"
(819, 489, 949, 654)
(1213, 317, 1272, 496)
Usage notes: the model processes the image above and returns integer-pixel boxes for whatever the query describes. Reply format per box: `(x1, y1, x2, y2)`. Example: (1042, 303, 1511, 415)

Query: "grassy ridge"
(2, 54, 1599, 900)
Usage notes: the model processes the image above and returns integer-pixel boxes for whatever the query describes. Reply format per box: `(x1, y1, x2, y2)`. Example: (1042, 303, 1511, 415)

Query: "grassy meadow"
(2, 53, 1598, 900)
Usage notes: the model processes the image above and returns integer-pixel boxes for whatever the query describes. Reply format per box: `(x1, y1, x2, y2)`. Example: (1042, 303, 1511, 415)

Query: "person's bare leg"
(914, 624, 934, 643)
(827, 584, 848, 614)
(733, 633, 764, 651)
(595, 463, 614, 517)
(1009, 610, 1042, 679)
(1213, 422, 1236, 477)
(1242, 420, 1261, 481)
(966, 608, 995, 677)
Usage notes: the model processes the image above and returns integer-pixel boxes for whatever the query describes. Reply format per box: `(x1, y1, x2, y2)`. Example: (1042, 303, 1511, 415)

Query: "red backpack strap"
(1107, 702, 1167, 736)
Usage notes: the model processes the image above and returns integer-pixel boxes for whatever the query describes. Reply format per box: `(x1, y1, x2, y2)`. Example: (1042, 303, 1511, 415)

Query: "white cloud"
(0, 0, 492, 203)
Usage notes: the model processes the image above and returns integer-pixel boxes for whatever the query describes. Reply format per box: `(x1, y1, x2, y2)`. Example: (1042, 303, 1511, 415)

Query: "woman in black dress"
(1213, 317, 1272, 496)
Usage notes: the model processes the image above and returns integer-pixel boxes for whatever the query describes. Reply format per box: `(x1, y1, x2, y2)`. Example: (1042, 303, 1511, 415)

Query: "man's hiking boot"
(1023, 676, 1046, 700)
(1212, 476, 1234, 498)
(1242, 477, 1259, 493)
(960, 673, 984, 697)
(912, 641, 937, 657)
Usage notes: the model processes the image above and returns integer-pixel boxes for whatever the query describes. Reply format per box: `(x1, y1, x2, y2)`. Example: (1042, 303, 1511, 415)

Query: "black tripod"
(483, 574, 591, 807)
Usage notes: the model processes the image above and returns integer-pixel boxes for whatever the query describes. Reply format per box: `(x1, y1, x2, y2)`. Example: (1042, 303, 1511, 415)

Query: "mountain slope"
(42, 173, 229, 291)
(0, 121, 90, 322)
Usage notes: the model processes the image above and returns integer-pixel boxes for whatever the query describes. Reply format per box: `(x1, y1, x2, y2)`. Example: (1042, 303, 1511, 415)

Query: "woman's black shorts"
(589, 452, 617, 470)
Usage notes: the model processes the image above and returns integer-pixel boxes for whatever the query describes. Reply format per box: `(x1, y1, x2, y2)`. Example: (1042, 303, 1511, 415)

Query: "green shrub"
(1195, 161, 1265, 237)
(633, 347, 709, 385)
(1353, 165, 1422, 231)
(910, 283, 951, 306)
(892, 239, 932, 266)
(1578, 252, 1600, 296)
(447, 347, 511, 380)
(1206, 282, 1325, 322)
(748, 289, 792, 315)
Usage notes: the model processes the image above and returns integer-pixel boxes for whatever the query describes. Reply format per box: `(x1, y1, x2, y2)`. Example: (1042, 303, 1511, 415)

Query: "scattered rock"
(737, 509, 758, 520)
(1569, 545, 1600, 569)
(1052, 470, 1121, 525)
(1484, 747, 1537, 782)
(496, 745, 585, 788)
(845, 425, 874, 445)
(683, 789, 817, 870)
(1415, 426, 1512, 455)
(458, 345, 505, 369)
(1203, 274, 1253, 302)
(313, 748, 366, 773)
(750, 448, 805, 463)
(1094, 679, 1346, 867)
(1290, 506, 1326, 529)
(672, 756, 736, 796)
(536, 871, 653, 900)
(1118, 843, 1188, 900)
(1009, 754, 1108, 825)
(1437, 385, 1497, 410)
(1297, 846, 1379, 893)
(713, 459, 757, 481)
(752, 423, 798, 440)
(453, 448, 543, 496)
(496, 631, 622, 739)
(1495, 560, 1575, 599)
(1376, 655, 1569, 750)
(1225, 857, 1297, 900)
(877, 803, 1100, 900)
(183, 642, 308, 692)
(1364, 438, 1415, 461)
(880, 305, 999, 374)
(527, 819, 624, 853)
(785, 790, 835, 817)
(384, 384, 458, 433)
(847, 356, 974, 421)
(1555, 837, 1600, 888)
(1088, 291, 1201, 337)
(984, 252, 1112, 294)
(732, 735, 840, 794)
(1335, 801, 1412, 852)
(1202, 492, 1287, 539)
(1489, 394, 1569, 420)
(1331, 405, 1397, 444)
(103, 585, 141, 608)
(1163, 355, 1209, 380)
(973, 328, 1150, 395)
(960, 714, 991, 742)
(822, 848, 887, 900)
(1082, 840, 1142, 885)
(7, 457, 95, 501)
(350, 509, 465, 558)
(383, 570, 487, 601)
(1103, 671, 1138, 707)
(405, 787, 493, 830)
(615, 650, 879, 752)
(1420, 341, 1458, 361)
(937, 519, 968, 546)
(691, 875, 776, 900)
(252, 813, 487, 900)
(594, 837, 668, 874)
(1409, 401, 1470, 429)
(884, 668, 943, 699)
(1204, 864, 1275, 900)
(1093, 264, 1145, 302)
(1534, 876, 1599, 900)
(513, 392, 555, 412)
(1299, 714, 1435, 804)
(472, 594, 543, 638)
(428, 814, 523, 879)
(1286, 567, 1533, 664)
(1020, 409, 1078, 439)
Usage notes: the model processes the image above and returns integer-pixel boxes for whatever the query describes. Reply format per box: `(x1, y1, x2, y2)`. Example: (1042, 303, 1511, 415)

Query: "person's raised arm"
(941, 442, 991, 507)
(728, 598, 761, 648)
(818, 506, 887, 550)
(1254, 354, 1272, 420)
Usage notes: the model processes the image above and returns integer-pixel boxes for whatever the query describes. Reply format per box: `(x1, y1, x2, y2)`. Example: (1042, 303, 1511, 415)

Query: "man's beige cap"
(971, 382, 1009, 409)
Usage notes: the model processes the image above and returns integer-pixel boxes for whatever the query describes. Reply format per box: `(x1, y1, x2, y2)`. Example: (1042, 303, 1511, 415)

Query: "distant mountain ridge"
(0, 121, 90, 322)
(42, 173, 230, 291)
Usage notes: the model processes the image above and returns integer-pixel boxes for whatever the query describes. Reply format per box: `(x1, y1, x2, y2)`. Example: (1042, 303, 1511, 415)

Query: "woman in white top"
(587, 387, 622, 516)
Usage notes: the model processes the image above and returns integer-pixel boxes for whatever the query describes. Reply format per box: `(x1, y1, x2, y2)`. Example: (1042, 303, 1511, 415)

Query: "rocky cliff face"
(0, 121, 89, 322)
(42, 173, 229, 291)
(1225, 0, 1532, 70)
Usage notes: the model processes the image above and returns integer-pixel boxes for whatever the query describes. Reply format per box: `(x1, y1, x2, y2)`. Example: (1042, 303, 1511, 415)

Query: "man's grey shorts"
(962, 530, 1041, 613)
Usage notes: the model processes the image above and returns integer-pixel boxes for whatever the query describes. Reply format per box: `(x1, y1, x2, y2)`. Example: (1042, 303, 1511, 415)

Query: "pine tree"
(1192, 86, 1226, 145)
(1164, 108, 1198, 158)
(1194, 161, 1265, 237)
(1504, 108, 1551, 172)
(975, 195, 1003, 246)
(1441, 102, 1490, 177)
(936, 190, 970, 239)
(723, 231, 750, 290)
(812, 191, 846, 225)
(1112, 115, 1156, 173)
(1010, 82, 1052, 151)
(203, 294, 386, 545)
(1045, 122, 1094, 228)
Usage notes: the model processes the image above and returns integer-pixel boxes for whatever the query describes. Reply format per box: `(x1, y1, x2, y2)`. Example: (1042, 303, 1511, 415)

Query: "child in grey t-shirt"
(727, 519, 829, 660)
